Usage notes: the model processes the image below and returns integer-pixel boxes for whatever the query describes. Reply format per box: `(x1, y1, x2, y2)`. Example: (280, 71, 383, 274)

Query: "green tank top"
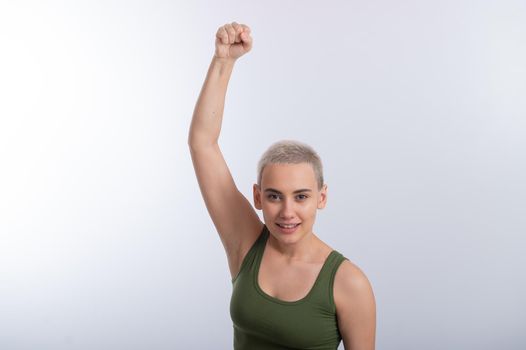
(230, 224, 348, 350)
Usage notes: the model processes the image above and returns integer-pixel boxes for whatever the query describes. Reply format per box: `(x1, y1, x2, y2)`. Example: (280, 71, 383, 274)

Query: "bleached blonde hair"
(257, 140, 324, 190)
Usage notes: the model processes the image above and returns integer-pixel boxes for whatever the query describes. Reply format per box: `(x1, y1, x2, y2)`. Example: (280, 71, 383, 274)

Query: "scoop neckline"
(253, 227, 336, 305)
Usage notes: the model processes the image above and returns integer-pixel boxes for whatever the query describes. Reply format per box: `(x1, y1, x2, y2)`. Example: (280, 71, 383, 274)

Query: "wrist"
(212, 55, 236, 66)
(210, 55, 236, 75)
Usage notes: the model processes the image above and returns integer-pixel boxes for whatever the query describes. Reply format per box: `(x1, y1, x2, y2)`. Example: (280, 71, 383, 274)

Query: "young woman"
(188, 21, 376, 350)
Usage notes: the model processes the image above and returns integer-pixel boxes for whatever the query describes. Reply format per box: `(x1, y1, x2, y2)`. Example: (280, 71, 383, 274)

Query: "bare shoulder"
(238, 220, 265, 257)
(333, 259, 376, 349)
(334, 259, 374, 297)
(229, 220, 265, 280)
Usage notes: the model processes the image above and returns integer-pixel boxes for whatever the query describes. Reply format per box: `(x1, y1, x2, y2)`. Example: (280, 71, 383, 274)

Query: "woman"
(188, 21, 376, 350)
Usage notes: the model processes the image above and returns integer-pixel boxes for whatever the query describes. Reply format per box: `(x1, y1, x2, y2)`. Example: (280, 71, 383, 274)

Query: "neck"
(267, 230, 321, 262)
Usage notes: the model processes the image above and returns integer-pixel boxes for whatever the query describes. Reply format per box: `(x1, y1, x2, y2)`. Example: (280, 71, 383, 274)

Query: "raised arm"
(188, 22, 263, 279)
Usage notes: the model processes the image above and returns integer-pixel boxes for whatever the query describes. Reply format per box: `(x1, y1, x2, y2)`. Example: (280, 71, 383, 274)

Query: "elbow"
(188, 133, 218, 151)
(187, 128, 203, 150)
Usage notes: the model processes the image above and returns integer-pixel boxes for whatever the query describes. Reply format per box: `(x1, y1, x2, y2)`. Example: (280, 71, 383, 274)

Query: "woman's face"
(253, 163, 327, 243)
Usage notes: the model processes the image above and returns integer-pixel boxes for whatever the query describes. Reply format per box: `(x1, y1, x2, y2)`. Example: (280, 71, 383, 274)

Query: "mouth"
(276, 223, 300, 229)
(275, 222, 301, 234)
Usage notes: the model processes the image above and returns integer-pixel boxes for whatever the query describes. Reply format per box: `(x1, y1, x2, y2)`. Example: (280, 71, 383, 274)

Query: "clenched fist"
(214, 22, 253, 61)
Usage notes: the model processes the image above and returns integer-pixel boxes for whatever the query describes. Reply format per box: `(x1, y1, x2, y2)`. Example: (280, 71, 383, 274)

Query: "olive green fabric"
(230, 225, 347, 350)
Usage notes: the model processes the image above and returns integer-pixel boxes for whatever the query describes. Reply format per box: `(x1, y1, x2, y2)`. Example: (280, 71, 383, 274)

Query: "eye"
(297, 194, 308, 200)
(267, 194, 280, 200)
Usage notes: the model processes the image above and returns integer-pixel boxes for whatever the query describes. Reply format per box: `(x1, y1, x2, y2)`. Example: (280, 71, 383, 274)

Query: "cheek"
(259, 201, 271, 212)
(305, 199, 318, 209)
(261, 202, 277, 214)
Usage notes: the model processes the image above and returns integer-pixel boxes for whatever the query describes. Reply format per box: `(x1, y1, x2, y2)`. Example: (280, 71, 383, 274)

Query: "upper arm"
(188, 143, 263, 266)
(334, 260, 376, 350)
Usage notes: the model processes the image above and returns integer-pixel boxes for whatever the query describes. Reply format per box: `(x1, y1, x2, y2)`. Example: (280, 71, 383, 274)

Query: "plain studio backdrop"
(1, 0, 525, 349)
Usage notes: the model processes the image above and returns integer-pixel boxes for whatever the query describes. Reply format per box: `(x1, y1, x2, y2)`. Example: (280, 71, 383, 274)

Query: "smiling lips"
(276, 223, 300, 228)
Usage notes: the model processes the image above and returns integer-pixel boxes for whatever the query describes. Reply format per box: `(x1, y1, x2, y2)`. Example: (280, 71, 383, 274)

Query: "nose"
(279, 197, 296, 219)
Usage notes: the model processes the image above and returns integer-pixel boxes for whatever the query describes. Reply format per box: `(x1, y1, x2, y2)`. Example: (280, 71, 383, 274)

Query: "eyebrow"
(264, 188, 312, 194)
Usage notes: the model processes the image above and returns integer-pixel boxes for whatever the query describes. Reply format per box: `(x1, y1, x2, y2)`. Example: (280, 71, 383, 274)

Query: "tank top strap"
(309, 250, 348, 312)
(232, 224, 269, 284)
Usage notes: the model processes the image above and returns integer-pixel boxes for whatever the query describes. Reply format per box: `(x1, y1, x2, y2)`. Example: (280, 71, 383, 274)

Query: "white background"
(1, 0, 525, 349)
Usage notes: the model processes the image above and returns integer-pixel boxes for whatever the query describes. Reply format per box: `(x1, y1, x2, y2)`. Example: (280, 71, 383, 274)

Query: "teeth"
(278, 223, 298, 228)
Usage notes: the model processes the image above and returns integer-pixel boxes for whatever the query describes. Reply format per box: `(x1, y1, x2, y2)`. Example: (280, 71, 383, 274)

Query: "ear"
(253, 183, 262, 210)
(317, 184, 328, 209)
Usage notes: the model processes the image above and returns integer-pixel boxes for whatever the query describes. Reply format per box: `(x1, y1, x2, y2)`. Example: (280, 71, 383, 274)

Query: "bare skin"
(188, 21, 376, 350)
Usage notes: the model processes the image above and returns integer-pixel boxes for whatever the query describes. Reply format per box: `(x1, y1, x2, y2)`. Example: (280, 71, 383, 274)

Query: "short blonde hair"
(257, 140, 324, 190)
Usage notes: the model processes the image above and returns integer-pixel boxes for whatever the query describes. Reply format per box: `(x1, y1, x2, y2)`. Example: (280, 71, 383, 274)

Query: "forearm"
(188, 56, 236, 148)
